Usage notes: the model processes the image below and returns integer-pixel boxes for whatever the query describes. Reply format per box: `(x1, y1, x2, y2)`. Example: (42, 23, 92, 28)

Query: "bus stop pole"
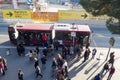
(105, 46, 111, 61)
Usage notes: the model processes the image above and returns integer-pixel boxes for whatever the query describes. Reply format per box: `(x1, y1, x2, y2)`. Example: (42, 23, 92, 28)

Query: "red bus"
(8, 22, 91, 46)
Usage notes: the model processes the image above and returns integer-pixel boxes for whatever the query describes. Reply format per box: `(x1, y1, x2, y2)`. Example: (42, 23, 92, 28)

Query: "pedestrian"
(34, 58, 39, 69)
(17, 44, 25, 56)
(76, 45, 82, 60)
(42, 33, 47, 47)
(0, 58, 5, 75)
(107, 65, 115, 80)
(18, 69, 24, 80)
(17, 44, 21, 56)
(25, 50, 33, 61)
(83, 48, 91, 63)
(54, 40, 59, 51)
(62, 46, 68, 59)
(2, 57, 7, 71)
(100, 62, 109, 76)
(33, 50, 38, 60)
(42, 47, 48, 57)
(91, 48, 97, 59)
(108, 52, 115, 65)
(35, 47, 39, 55)
(57, 53, 64, 68)
(86, 42, 90, 49)
(52, 57, 58, 70)
(35, 65, 43, 78)
(41, 55, 47, 69)
(62, 60, 68, 77)
(93, 73, 101, 80)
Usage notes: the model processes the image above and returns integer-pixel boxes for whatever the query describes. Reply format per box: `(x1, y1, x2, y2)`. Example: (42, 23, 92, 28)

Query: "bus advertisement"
(8, 22, 91, 47)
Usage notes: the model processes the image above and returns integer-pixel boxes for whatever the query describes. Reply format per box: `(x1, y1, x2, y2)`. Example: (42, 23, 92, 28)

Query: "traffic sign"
(81, 13, 88, 19)
(27, 0, 33, 4)
(109, 37, 115, 46)
(71, 32, 76, 37)
(2, 10, 31, 18)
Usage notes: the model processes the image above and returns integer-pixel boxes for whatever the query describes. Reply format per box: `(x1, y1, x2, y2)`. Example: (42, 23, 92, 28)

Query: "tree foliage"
(80, 0, 120, 21)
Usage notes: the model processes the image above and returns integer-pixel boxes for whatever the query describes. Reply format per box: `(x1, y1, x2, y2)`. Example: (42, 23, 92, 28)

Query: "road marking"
(96, 33, 105, 37)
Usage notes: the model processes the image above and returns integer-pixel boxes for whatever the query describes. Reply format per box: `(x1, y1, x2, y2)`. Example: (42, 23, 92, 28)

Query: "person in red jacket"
(107, 65, 115, 80)
(42, 33, 47, 46)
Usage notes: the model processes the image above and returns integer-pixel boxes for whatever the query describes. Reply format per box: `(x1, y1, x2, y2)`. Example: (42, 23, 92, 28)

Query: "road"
(0, 20, 120, 48)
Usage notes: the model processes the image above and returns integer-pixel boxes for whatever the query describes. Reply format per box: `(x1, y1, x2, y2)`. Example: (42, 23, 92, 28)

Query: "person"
(54, 40, 59, 51)
(35, 47, 39, 55)
(25, 50, 33, 61)
(91, 48, 97, 59)
(86, 42, 90, 49)
(62, 46, 68, 59)
(42, 33, 47, 46)
(76, 45, 82, 60)
(93, 73, 101, 80)
(108, 52, 115, 65)
(18, 69, 24, 80)
(83, 48, 91, 63)
(41, 55, 47, 69)
(62, 60, 68, 77)
(100, 62, 109, 76)
(2, 57, 7, 71)
(42, 47, 48, 57)
(52, 57, 58, 69)
(107, 65, 115, 80)
(34, 58, 39, 69)
(57, 53, 64, 68)
(0, 58, 5, 75)
(17, 44, 25, 56)
(35, 65, 43, 78)
(17, 44, 21, 56)
(33, 50, 38, 60)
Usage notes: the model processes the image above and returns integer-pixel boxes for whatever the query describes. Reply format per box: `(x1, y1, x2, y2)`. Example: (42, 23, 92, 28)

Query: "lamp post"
(105, 37, 115, 61)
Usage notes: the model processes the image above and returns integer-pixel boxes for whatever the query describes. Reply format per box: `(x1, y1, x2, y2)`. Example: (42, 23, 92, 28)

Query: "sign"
(2, 10, 31, 18)
(26, 0, 33, 4)
(81, 13, 88, 19)
(109, 37, 115, 46)
(59, 10, 87, 20)
(32, 12, 58, 22)
(59, 10, 110, 20)
(71, 32, 76, 37)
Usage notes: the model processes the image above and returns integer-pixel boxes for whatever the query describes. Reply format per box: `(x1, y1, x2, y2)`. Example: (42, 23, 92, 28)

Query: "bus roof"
(16, 23, 53, 31)
(14, 23, 91, 32)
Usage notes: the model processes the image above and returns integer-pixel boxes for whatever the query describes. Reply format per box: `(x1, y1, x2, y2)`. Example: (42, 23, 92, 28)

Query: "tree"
(80, 0, 120, 34)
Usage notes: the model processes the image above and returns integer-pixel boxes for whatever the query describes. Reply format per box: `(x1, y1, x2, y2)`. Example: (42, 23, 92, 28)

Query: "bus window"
(55, 31, 72, 40)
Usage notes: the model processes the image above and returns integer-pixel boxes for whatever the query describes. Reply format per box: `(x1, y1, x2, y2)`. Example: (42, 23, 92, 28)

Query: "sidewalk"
(0, 46, 120, 80)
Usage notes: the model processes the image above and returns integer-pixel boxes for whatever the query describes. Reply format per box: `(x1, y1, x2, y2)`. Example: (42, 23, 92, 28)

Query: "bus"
(8, 22, 91, 47)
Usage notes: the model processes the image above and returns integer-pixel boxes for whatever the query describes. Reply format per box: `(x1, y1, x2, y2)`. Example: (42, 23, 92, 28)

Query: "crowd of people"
(0, 42, 116, 80)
